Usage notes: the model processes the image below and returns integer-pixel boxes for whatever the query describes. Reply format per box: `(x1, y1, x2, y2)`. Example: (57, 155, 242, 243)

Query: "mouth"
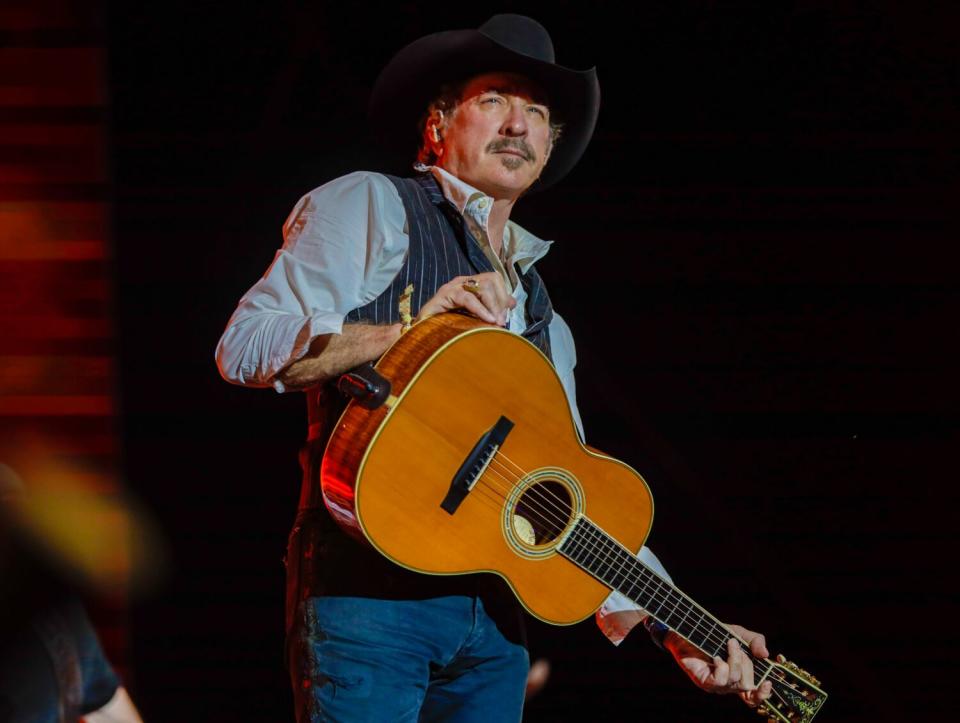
(494, 149, 529, 161)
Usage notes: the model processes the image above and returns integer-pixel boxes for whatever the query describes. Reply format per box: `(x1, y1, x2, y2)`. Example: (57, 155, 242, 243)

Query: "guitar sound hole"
(513, 481, 572, 546)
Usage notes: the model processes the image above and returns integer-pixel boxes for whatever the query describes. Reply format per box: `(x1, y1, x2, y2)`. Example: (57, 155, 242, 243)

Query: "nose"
(500, 99, 528, 137)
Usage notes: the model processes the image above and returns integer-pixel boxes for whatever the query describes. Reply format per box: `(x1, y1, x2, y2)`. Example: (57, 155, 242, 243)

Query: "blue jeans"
(289, 595, 529, 722)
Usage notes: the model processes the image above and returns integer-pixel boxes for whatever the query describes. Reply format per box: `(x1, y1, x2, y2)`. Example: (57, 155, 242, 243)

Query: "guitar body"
(322, 314, 829, 722)
(322, 313, 654, 625)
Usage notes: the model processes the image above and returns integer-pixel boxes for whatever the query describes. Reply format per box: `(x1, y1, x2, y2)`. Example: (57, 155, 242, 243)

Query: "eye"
(527, 105, 547, 118)
(481, 95, 504, 105)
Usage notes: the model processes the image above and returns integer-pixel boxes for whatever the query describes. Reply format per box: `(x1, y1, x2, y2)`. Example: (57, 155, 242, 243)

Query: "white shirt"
(215, 167, 671, 644)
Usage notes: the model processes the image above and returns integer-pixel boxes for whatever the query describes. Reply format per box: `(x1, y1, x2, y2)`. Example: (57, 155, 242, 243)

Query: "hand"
(664, 623, 773, 708)
(415, 272, 516, 327)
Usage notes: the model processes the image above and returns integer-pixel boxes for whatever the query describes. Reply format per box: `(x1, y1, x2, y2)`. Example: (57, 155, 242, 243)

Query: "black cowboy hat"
(369, 14, 600, 190)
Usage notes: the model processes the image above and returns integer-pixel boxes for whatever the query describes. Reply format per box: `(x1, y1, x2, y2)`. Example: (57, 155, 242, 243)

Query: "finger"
(683, 658, 713, 687)
(417, 285, 494, 323)
(454, 289, 498, 323)
(750, 633, 769, 659)
(485, 272, 517, 313)
(741, 648, 755, 691)
(711, 656, 729, 688)
(729, 638, 752, 687)
(741, 680, 772, 708)
(475, 274, 514, 326)
(476, 287, 509, 326)
(728, 624, 769, 659)
(461, 276, 507, 325)
(726, 639, 743, 687)
(429, 279, 498, 323)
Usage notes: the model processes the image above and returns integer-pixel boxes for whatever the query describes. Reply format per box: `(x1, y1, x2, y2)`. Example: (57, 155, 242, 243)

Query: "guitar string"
(431, 420, 795, 696)
(478, 460, 753, 660)
(484, 457, 789, 689)
(484, 451, 759, 661)
(473, 466, 794, 703)
(481, 456, 717, 642)
(454, 466, 780, 685)
(564, 518, 793, 704)
(452, 466, 793, 703)
(571, 517, 785, 688)
(475, 455, 787, 688)
(483, 450, 779, 672)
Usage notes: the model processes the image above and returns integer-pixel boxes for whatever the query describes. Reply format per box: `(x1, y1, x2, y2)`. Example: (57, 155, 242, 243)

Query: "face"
(435, 72, 553, 201)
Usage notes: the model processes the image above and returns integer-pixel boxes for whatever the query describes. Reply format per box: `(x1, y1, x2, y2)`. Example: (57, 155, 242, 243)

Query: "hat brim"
(369, 28, 599, 191)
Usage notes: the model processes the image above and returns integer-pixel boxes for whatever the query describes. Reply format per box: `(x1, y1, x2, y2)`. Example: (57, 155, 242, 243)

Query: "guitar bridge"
(440, 415, 514, 514)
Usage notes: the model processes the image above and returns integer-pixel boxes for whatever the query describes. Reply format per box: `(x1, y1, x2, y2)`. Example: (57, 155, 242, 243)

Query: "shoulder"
(297, 171, 400, 207)
(283, 172, 406, 245)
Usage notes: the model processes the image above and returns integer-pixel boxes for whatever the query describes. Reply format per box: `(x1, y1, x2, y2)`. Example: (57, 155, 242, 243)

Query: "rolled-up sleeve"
(596, 546, 674, 645)
(215, 171, 407, 391)
(548, 313, 674, 645)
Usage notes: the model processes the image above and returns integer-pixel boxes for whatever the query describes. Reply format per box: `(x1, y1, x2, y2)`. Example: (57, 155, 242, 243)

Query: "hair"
(415, 84, 564, 167)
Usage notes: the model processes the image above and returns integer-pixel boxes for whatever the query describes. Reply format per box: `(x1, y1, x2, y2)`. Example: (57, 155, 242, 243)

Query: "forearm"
(275, 322, 402, 389)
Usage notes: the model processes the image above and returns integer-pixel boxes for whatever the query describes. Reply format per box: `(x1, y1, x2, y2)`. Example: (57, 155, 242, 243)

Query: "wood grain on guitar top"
(321, 313, 654, 625)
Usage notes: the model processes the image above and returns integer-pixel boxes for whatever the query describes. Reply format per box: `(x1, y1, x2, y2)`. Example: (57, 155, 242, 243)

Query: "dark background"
(107, 2, 957, 720)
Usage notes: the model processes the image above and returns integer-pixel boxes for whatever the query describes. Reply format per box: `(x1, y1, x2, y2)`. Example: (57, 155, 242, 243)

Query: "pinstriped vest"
(303, 172, 555, 486)
(345, 173, 554, 359)
(293, 173, 557, 612)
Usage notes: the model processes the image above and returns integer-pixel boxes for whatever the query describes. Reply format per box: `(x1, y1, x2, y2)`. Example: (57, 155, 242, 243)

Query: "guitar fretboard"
(558, 516, 743, 661)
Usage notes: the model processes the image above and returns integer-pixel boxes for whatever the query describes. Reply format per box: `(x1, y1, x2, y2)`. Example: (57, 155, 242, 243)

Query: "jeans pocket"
(300, 600, 368, 695)
(308, 641, 365, 693)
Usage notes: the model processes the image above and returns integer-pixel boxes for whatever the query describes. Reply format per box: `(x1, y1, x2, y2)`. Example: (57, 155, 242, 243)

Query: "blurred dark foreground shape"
(0, 462, 160, 722)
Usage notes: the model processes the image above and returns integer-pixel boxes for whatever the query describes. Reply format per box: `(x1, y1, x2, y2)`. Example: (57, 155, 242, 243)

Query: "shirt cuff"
(595, 546, 673, 646)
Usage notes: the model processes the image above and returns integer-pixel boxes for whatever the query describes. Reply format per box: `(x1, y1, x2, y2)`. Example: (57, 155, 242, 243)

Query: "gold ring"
(462, 278, 481, 297)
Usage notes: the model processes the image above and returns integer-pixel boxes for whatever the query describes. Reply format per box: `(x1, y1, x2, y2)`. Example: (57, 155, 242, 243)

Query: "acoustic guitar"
(321, 313, 827, 722)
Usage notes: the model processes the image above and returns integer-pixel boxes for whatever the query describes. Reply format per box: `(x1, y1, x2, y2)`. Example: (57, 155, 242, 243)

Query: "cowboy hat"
(369, 14, 600, 190)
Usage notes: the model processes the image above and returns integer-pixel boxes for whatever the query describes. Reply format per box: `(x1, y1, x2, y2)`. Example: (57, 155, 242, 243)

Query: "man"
(217, 14, 771, 721)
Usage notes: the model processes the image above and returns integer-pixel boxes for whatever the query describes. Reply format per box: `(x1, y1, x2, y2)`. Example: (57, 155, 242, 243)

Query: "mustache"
(486, 139, 536, 162)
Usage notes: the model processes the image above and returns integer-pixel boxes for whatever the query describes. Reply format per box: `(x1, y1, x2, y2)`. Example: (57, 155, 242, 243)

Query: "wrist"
(644, 617, 670, 650)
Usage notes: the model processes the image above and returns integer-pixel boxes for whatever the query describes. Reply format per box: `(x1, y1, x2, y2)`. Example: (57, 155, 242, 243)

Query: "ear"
(427, 109, 446, 148)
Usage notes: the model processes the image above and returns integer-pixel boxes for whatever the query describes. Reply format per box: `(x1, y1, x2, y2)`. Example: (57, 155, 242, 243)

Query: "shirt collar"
(426, 165, 553, 273)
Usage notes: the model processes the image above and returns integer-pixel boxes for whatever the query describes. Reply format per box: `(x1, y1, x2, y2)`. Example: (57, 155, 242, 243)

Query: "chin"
(479, 167, 537, 198)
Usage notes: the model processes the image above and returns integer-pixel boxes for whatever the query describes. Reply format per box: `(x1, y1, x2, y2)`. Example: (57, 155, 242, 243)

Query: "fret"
(587, 522, 631, 591)
(559, 516, 729, 662)
(674, 611, 698, 641)
(628, 576, 652, 614)
(660, 589, 684, 629)
(538, 519, 822, 721)
(687, 615, 712, 649)
(591, 553, 611, 578)
(622, 562, 648, 606)
(687, 613, 725, 659)
(568, 538, 588, 564)
(644, 575, 669, 618)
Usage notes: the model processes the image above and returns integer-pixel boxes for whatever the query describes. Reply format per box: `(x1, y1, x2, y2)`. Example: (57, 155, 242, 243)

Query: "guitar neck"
(558, 516, 769, 673)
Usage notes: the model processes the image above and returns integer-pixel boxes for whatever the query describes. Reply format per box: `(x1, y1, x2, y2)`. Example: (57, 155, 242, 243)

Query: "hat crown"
(478, 14, 555, 64)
